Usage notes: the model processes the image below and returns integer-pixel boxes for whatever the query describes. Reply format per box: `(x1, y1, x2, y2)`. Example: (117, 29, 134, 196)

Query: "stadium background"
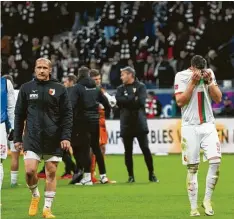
(2, 1, 234, 153)
(1, 2, 234, 219)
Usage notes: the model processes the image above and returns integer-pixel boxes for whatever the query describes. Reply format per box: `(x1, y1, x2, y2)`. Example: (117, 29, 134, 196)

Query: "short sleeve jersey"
(174, 68, 217, 126)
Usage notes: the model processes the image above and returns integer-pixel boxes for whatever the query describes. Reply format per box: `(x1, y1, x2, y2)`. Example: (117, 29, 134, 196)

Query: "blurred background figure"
(218, 96, 234, 117)
(145, 91, 162, 118)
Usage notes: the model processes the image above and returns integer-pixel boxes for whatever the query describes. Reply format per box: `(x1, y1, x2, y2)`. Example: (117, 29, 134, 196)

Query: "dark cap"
(120, 66, 136, 76)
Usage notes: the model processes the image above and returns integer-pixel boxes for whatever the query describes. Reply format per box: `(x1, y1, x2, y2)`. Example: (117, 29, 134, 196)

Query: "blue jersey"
(1, 77, 8, 124)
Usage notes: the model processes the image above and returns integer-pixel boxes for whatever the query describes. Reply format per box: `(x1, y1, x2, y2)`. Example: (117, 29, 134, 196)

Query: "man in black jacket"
(70, 67, 110, 185)
(37, 74, 77, 180)
(14, 58, 73, 218)
(116, 66, 158, 183)
(61, 75, 77, 178)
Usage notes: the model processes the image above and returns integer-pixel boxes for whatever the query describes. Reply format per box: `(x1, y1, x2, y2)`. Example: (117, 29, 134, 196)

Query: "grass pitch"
(1, 155, 234, 219)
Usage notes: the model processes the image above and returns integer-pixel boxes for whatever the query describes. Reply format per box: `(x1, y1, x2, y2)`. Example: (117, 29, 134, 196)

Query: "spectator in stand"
(109, 53, 123, 88)
(108, 36, 121, 58)
(6, 55, 20, 88)
(143, 55, 156, 87)
(127, 59, 135, 69)
(155, 56, 175, 88)
(135, 40, 149, 80)
(51, 54, 63, 82)
(58, 39, 78, 59)
(102, 2, 120, 41)
(173, 21, 189, 59)
(11, 33, 31, 65)
(39, 36, 54, 60)
(176, 50, 190, 72)
(120, 39, 131, 62)
(31, 38, 41, 60)
(145, 91, 162, 118)
(18, 60, 32, 85)
(151, 31, 166, 56)
(101, 58, 112, 87)
(89, 59, 100, 71)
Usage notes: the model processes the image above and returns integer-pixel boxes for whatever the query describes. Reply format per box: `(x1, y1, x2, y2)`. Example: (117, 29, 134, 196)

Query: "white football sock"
(204, 161, 220, 201)
(187, 165, 198, 210)
(44, 191, 56, 209)
(11, 171, 18, 184)
(28, 184, 40, 197)
(0, 163, 4, 190)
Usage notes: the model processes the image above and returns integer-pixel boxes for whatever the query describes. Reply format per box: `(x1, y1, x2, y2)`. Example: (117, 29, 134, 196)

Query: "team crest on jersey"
(49, 88, 55, 96)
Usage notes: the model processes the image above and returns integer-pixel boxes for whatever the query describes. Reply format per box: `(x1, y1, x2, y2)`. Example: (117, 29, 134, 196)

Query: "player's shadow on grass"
(64, 181, 158, 188)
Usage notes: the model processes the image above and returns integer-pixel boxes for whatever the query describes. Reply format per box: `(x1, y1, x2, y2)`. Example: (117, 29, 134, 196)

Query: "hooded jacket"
(14, 77, 73, 156)
(70, 76, 110, 132)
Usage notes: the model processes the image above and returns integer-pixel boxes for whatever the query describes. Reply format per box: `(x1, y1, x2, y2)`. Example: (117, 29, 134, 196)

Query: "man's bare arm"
(175, 70, 201, 107)
(175, 81, 196, 107)
(208, 83, 222, 103)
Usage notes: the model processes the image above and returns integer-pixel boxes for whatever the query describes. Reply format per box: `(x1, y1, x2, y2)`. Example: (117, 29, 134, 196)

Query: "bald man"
(14, 58, 73, 218)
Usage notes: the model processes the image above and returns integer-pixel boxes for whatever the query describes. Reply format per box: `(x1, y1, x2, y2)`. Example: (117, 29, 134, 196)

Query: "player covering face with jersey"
(174, 55, 222, 217)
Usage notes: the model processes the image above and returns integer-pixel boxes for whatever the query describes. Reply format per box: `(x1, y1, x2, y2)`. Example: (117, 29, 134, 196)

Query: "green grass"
(1, 155, 234, 219)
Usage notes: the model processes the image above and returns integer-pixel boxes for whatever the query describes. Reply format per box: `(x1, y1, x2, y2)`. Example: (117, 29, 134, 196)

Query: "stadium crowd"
(1, 1, 234, 90)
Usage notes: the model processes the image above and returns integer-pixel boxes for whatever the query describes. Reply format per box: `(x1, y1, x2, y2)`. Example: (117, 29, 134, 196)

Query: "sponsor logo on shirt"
(29, 93, 38, 99)
(85, 87, 96, 90)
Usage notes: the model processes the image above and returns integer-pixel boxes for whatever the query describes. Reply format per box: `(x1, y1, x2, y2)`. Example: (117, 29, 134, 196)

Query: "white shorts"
(0, 123, 8, 160)
(24, 151, 62, 163)
(9, 141, 18, 152)
(181, 123, 221, 165)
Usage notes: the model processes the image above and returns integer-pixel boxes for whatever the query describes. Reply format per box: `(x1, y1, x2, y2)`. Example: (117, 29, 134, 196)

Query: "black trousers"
(62, 151, 76, 174)
(122, 134, 154, 177)
(72, 124, 106, 174)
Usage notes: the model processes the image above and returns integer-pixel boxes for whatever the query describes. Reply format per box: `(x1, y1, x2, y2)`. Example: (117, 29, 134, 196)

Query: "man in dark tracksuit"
(64, 75, 80, 177)
(70, 67, 110, 185)
(38, 75, 77, 179)
(116, 66, 159, 183)
(14, 58, 73, 218)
